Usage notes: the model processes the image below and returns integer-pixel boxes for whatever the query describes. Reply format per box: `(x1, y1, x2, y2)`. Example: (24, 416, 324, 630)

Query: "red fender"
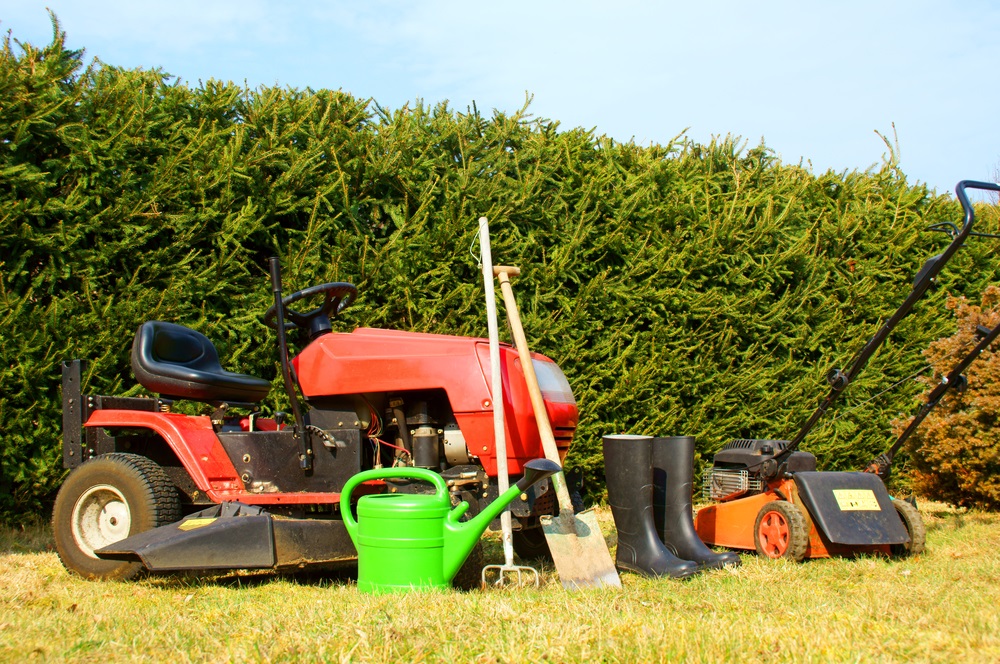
(85, 410, 242, 502)
(84, 410, 362, 505)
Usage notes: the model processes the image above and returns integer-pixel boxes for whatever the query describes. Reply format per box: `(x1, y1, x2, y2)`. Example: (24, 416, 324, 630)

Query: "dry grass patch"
(2, 503, 999, 662)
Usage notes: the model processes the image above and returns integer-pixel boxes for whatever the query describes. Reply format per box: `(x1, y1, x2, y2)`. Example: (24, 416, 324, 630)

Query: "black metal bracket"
(268, 257, 314, 472)
(927, 222, 1000, 241)
(62, 360, 88, 468)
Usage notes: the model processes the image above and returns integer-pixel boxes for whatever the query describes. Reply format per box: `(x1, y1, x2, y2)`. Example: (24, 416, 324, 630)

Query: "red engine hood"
(294, 328, 496, 412)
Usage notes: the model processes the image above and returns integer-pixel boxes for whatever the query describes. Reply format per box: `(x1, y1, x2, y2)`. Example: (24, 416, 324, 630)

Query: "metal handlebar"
(955, 180, 1000, 220)
(774, 180, 998, 473)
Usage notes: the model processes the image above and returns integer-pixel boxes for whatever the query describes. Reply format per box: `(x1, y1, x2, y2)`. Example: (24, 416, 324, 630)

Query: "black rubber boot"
(603, 435, 699, 579)
(652, 435, 742, 570)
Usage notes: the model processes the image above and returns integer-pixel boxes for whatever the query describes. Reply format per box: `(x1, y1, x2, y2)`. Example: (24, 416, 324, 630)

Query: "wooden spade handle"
(493, 265, 521, 277)
(494, 270, 574, 513)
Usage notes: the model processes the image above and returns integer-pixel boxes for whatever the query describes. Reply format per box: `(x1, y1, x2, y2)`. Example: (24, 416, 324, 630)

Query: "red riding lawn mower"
(53, 258, 577, 583)
(694, 180, 1000, 562)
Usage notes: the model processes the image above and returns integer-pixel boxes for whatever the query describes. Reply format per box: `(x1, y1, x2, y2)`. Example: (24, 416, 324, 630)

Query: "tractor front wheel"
(890, 499, 926, 557)
(753, 501, 808, 562)
(52, 453, 181, 580)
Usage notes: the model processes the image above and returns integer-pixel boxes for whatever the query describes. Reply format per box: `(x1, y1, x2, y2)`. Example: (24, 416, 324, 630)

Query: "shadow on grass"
(136, 563, 360, 592)
(0, 517, 54, 555)
(140, 545, 561, 594)
(919, 502, 1000, 533)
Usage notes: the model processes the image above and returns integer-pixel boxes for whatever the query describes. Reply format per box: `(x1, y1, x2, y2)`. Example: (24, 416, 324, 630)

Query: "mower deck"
(695, 473, 908, 560)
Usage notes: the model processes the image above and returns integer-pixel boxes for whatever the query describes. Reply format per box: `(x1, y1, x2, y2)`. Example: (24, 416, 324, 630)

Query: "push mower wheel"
(52, 453, 181, 580)
(890, 499, 926, 557)
(753, 500, 808, 562)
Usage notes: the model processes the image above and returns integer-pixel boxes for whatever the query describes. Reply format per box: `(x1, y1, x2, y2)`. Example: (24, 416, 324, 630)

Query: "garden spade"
(493, 265, 621, 590)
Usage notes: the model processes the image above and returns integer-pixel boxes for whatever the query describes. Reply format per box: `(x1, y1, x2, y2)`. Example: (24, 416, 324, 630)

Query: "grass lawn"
(2, 503, 999, 663)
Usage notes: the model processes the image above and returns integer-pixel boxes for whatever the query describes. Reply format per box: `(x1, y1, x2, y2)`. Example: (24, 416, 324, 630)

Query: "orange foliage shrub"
(904, 286, 1000, 509)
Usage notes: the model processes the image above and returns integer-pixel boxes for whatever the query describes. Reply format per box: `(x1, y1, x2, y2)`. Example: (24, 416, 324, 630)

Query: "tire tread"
(890, 499, 926, 557)
(753, 500, 809, 563)
(52, 453, 181, 580)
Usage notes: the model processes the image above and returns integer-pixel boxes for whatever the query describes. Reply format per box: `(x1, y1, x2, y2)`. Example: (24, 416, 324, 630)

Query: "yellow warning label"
(833, 489, 881, 511)
(178, 518, 217, 531)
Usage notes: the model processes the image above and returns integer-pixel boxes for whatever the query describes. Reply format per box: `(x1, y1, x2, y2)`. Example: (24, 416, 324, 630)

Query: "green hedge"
(2, 23, 998, 520)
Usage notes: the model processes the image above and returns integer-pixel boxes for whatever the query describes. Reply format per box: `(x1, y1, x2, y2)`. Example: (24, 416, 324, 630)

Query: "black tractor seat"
(130, 321, 271, 403)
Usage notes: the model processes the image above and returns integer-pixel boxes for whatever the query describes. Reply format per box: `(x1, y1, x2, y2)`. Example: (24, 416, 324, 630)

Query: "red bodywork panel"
(293, 328, 578, 475)
(84, 410, 350, 505)
(84, 328, 577, 505)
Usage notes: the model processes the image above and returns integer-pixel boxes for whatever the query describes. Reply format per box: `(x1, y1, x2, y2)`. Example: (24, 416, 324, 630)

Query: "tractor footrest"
(792, 472, 908, 546)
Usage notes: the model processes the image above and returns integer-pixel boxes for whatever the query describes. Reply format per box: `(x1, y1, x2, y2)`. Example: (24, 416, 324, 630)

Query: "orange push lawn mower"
(694, 180, 1000, 561)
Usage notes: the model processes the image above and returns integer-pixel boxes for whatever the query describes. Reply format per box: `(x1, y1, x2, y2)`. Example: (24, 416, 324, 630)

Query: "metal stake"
(476, 217, 540, 588)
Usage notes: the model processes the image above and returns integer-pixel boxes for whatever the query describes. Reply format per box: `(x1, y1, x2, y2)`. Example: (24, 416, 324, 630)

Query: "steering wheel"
(263, 282, 358, 335)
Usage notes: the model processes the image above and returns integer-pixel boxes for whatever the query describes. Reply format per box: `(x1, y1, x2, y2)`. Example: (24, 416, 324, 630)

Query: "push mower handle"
(268, 257, 282, 294)
(778, 179, 999, 468)
(955, 181, 1000, 234)
(870, 319, 1000, 475)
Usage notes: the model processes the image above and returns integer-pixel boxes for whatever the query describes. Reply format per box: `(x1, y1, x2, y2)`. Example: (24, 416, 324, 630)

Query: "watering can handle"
(340, 467, 450, 538)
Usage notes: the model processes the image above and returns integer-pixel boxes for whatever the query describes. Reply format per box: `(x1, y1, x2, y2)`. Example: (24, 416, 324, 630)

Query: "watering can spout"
(443, 458, 561, 581)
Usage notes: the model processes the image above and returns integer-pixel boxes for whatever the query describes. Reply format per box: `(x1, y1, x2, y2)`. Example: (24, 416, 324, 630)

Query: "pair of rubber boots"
(603, 434, 741, 579)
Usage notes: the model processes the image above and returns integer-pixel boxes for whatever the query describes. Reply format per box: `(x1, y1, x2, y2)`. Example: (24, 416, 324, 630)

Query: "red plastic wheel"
(757, 511, 790, 556)
(753, 500, 808, 562)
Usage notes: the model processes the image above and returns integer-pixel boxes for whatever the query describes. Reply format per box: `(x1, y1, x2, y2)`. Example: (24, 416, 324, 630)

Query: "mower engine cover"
(713, 439, 817, 474)
(792, 472, 908, 546)
(704, 439, 817, 500)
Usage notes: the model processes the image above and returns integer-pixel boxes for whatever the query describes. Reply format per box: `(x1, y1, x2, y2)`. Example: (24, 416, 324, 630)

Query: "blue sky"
(3, 1, 999, 196)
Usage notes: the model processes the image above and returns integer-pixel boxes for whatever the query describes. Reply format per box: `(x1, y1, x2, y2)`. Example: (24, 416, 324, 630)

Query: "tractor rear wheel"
(52, 453, 181, 580)
(890, 499, 926, 557)
(513, 527, 550, 561)
(753, 500, 808, 562)
(450, 541, 485, 591)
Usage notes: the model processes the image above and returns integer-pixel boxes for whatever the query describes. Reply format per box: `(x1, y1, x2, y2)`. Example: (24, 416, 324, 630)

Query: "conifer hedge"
(2, 23, 999, 520)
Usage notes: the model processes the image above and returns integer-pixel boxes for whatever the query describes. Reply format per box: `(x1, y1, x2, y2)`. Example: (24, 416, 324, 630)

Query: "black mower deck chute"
(792, 472, 908, 546)
(96, 501, 358, 571)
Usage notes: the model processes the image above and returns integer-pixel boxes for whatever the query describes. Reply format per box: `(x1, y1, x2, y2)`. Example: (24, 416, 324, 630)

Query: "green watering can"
(341, 458, 561, 593)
